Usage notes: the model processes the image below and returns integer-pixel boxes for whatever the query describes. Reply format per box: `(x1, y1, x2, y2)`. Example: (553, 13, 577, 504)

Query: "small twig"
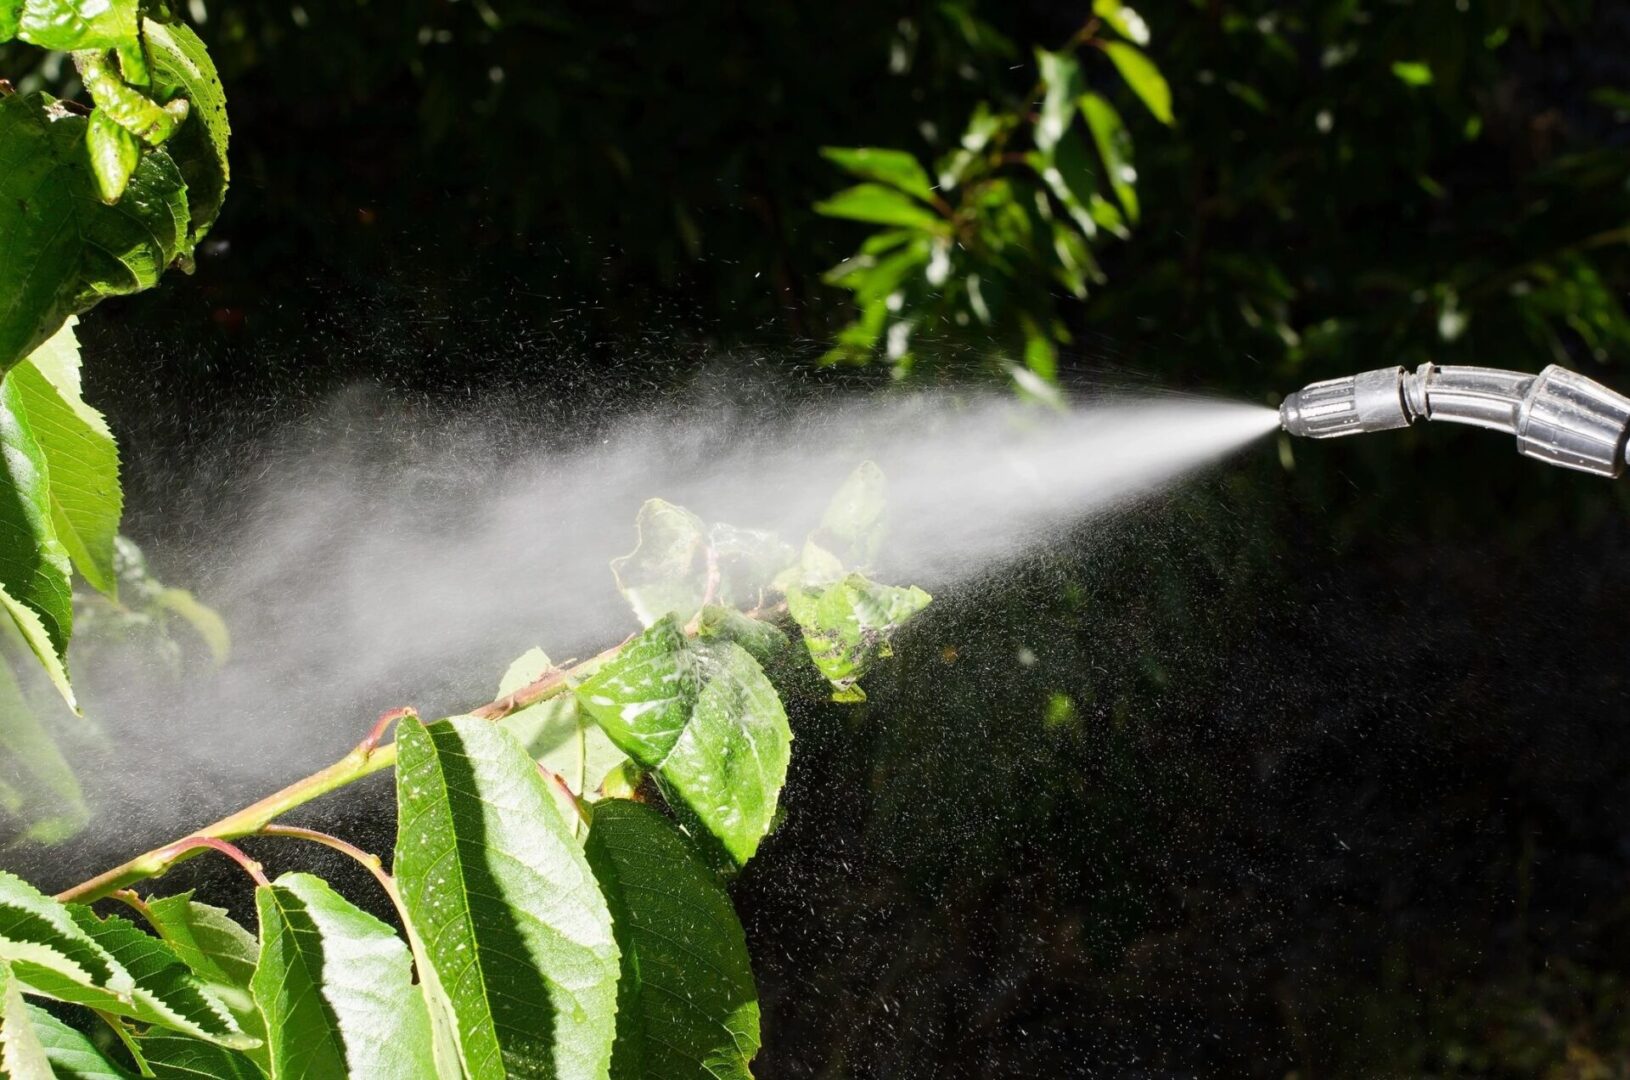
(258, 825, 398, 905)
(156, 836, 270, 888)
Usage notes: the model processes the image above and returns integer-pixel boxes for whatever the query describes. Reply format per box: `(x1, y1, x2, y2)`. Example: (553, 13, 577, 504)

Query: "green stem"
(57, 642, 623, 904)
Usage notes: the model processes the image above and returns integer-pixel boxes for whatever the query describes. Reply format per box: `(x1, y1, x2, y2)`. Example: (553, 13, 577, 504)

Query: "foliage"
(815, 4, 1169, 386)
(0, 4, 228, 703)
(0, 465, 929, 1077)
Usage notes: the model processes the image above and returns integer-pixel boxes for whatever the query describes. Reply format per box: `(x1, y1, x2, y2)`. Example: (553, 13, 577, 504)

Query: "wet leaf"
(611, 499, 708, 627)
(0, 961, 51, 1080)
(0, 374, 74, 704)
(144, 17, 230, 248)
(584, 800, 760, 1080)
(786, 573, 931, 701)
(29, 907, 253, 1049)
(141, 891, 264, 1069)
(9, 320, 121, 598)
(394, 714, 620, 1080)
(0, 91, 188, 374)
(576, 616, 791, 867)
(496, 647, 626, 799)
(9, 0, 138, 50)
(252, 872, 436, 1079)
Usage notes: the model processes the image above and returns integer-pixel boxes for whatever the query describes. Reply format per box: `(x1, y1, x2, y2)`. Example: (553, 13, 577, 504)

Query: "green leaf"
(496, 648, 626, 800)
(1391, 60, 1434, 87)
(0, 91, 189, 374)
(0, 373, 73, 684)
(819, 147, 935, 202)
(583, 800, 760, 1080)
(251, 872, 436, 1079)
(140, 892, 264, 1069)
(696, 606, 789, 668)
(1102, 42, 1174, 125)
(0, 582, 74, 712)
(610, 499, 709, 627)
(0, 962, 51, 1080)
(786, 573, 932, 702)
(0, 872, 128, 1001)
(394, 714, 620, 1080)
(1034, 48, 1083, 154)
(1035, 129, 1102, 240)
(814, 184, 946, 232)
(0, 649, 87, 846)
(10, 320, 121, 597)
(144, 17, 230, 248)
(1093, 0, 1150, 46)
(85, 111, 140, 205)
(1078, 93, 1138, 224)
(152, 589, 230, 666)
(24, 908, 253, 1050)
(813, 461, 887, 570)
(576, 617, 791, 867)
(27, 1004, 135, 1079)
(139, 1032, 262, 1079)
(13, 0, 138, 50)
(707, 524, 793, 611)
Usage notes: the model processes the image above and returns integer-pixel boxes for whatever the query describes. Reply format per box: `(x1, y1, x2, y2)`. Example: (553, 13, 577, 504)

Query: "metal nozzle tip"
(1279, 392, 1308, 437)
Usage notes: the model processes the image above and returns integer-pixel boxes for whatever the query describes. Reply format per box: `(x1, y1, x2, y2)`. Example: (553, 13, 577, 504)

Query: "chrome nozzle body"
(1280, 363, 1630, 477)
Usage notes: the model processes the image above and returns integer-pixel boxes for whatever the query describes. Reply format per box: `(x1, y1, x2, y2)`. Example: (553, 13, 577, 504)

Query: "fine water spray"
(1279, 363, 1630, 477)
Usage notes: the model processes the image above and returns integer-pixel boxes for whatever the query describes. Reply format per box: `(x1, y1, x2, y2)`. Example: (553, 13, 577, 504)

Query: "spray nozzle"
(1280, 362, 1630, 477)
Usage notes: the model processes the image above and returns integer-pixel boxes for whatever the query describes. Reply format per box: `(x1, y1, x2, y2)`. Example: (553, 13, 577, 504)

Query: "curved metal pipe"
(1280, 362, 1630, 477)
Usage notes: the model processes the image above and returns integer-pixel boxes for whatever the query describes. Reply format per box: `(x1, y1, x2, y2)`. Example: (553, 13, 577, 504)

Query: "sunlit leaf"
(814, 184, 947, 232)
(497, 647, 626, 799)
(27, 908, 253, 1049)
(0, 92, 189, 374)
(145, 17, 230, 248)
(1391, 60, 1433, 87)
(0, 374, 74, 699)
(707, 524, 794, 611)
(1035, 48, 1083, 154)
(576, 616, 791, 867)
(152, 589, 230, 666)
(1102, 42, 1173, 125)
(9, 320, 121, 598)
(0, 872, 128, 1000)
(0, 961, 51, 1080)
(394, 714, 620, 1080)
(820, 147, 935, 202)
(786, 573, 931, 702)
(9, 0, 138, 50)
(0, 649, 87, 846)
(1079, 92, 1138, 224)
(85, 111, 141, 204)
(252, 872, 436, 1079)
(611, 499, 708, 627)
(1093, 0, 1150, 46)
(141, 891, 265, 1070)
(584, 800, 760, 1079)
(696, 605, 789, 667)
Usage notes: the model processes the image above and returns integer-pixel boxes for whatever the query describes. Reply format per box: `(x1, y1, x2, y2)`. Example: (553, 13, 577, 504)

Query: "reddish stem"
(158, 836, 269, 888)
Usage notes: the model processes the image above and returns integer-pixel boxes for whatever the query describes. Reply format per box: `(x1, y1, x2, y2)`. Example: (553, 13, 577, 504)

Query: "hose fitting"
(1280, 363, 1630, 477)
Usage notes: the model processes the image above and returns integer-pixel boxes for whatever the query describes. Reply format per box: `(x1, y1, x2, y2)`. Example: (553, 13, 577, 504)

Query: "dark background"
(10, 0, 1630, 1075)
